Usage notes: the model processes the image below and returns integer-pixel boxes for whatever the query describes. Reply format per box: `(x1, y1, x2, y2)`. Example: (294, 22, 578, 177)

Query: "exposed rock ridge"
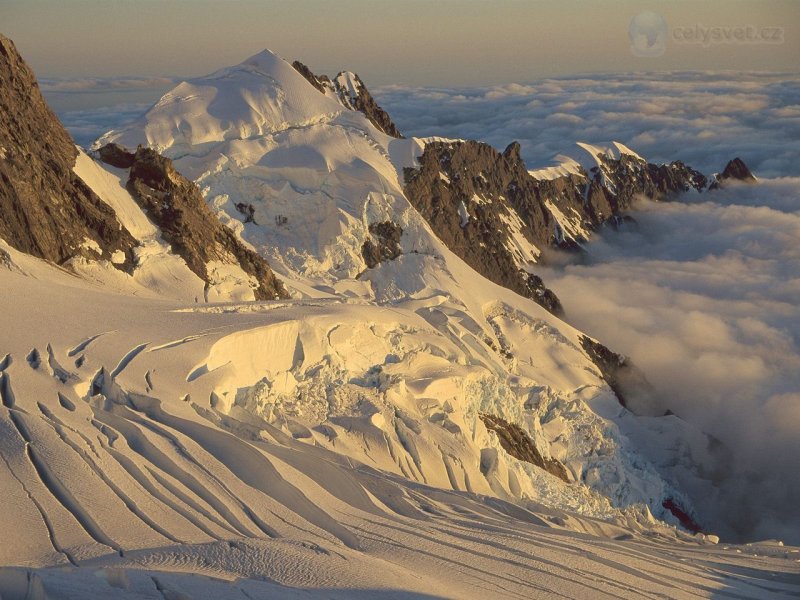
(402, 140, 747, 314)
(403, 140, 572, 314)
(709, 157, 757, 189)
(0, 34, 136, 268)
(578, 336, 658, 414)
(100, 144, 288, 301)
(361, 221, 403, 269)
(291, 60, 403, 138)
(290, 60, 329, 94)
(479, 413, 570, 482)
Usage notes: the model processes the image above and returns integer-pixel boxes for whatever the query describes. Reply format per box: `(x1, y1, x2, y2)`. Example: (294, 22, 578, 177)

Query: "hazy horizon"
(4, 0, 798, 86)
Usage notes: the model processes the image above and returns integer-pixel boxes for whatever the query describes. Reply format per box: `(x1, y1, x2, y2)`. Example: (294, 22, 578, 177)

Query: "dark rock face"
(721, 157, 756, 181)
(578, 336, 658, 414)
(116, 146, 288, 301)
(332, 72, 403, 138)
(584, 156, 707, 219)
(402, 140, 717, 315)
(403, 140, 576, 314)
(96, 142, 135, 169)
(361, 221, 402, 268)
(290, 60, 329, 94)
(0, 34, 136, 269)
(709, 157, 756, 189)
(235, 202, 257, 224)
(479, 413, 570, 482)
(291, 61, 403, 138)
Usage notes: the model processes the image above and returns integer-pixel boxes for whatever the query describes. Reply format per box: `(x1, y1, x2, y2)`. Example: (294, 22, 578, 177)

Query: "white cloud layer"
(376, 72, 800, 178)
(540, 181, 800, 542)
(56, 103, 154, 148)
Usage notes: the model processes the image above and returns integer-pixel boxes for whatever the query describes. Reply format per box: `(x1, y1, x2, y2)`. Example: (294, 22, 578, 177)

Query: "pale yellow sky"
(3, 0, 798, 85)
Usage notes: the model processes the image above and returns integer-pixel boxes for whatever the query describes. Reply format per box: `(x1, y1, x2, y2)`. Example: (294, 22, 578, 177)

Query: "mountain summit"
(0, 34, 286, 302)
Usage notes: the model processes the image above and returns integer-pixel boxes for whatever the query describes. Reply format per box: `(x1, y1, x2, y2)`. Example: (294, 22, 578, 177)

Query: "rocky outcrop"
(402, 139, 728, 314)
(709, 157, 756, 189)
(0, 34, 136, 268)
(96, 142, 135, 169)
(291, 61, 403, 138)
(479, 413, 570, 482)
(290, 60, 329, 95)
(361, 221, 402, 268)
(578, 336, 662, 415)
(331, 71, 403, 138)
(403, 140, 573, 314)
(101, 145, 288, 301)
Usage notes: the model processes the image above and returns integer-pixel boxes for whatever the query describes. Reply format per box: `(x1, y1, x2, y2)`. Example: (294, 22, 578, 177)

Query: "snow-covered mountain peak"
(573, 141, 645, 173)
(333, 71, 362, 106)
(239, 47, 285, 68)
(98, 49, 345, 155)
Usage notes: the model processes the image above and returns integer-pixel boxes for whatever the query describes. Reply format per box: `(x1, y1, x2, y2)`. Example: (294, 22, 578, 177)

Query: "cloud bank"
(541, 181, 800, 542)
(42, 77, 175, 147)
(376, 72, 800, 178)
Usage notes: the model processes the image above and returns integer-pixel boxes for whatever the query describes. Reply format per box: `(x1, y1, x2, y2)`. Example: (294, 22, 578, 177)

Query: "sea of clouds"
(376, 71, 800, 178)
(42, 77, 176, 147)
(51, 71, 800, 543)
(378, 72, 800, 544)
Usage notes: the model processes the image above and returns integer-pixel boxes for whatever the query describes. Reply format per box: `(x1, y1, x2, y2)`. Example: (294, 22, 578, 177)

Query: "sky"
(3, 0, 799, 85)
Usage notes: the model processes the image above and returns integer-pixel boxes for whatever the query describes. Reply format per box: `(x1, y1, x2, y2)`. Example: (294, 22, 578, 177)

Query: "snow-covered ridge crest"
(97, 49, 346, 154)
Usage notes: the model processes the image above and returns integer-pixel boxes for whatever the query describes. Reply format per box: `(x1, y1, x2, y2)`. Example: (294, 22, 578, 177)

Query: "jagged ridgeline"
(402, 140, 719, 314)
(291, 60, 403, 138)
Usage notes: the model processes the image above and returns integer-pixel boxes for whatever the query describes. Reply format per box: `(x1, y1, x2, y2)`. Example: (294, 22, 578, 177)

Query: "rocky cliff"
(291, 60, 403, 138)
(0, 34, 136, 268)
(709, 157, 757, 189)
(99, 144, 288, 301)
(403, 139, 746, 313)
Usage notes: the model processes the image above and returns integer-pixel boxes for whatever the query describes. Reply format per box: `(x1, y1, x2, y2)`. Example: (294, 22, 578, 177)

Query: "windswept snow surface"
(1, 243, 798, 599)
(3, 51, 796, 597)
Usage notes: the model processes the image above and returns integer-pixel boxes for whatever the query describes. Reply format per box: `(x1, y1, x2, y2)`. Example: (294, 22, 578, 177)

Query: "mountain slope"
(95, 47, 735, 531)
(2, 38, 796, 599)
(1, 216, 797, 600)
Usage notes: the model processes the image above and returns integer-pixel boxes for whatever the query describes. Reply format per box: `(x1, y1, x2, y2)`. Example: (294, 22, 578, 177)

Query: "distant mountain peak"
(709, 157, 756, 189)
